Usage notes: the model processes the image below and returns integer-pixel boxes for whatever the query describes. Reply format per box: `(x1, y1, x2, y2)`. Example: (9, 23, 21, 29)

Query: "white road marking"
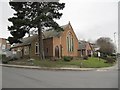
(96, 69, 108, 72)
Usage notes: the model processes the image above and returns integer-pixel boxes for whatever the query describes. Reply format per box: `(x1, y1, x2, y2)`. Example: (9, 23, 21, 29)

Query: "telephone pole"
(114, 32, 116, 45)
(114, 32, 118, 62)
(114, 32, 117, 53)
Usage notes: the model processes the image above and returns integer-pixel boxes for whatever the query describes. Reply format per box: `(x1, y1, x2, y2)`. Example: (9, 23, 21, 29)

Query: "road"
(2, 67, 118, 88)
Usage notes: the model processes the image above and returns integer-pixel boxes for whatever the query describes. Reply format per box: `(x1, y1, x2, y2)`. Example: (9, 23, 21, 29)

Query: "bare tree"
(96, 37, 116, 55)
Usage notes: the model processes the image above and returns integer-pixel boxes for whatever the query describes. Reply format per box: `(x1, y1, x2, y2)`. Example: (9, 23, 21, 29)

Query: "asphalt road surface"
(2, 67, 118, 88)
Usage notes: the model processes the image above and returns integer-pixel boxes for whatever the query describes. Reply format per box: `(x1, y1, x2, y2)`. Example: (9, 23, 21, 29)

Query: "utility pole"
(114, 32, 116, 45)
(114, 32, 118, 62)
(114, 32, 117, 53)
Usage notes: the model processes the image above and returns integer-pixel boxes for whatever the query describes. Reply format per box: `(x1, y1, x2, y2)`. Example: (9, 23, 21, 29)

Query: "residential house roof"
(90, 43, 100, 51)
(78, 40, 95, 50)
(78, 40, 87, 50)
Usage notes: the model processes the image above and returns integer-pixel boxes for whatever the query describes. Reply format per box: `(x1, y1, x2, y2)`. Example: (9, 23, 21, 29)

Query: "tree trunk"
(38, 22, 45, 60)
(37, 2, 45, 60)
(28, 32, 31, 59)
(29, 45, 31, 59)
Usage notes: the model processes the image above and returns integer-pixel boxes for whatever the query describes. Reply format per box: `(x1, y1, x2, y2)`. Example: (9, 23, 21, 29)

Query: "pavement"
(0, 61, 118, 71)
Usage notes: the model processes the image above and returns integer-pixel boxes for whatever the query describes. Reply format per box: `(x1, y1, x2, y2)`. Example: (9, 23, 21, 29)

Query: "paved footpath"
(0, 61, 118, 71)
(0, 64, 96, 71)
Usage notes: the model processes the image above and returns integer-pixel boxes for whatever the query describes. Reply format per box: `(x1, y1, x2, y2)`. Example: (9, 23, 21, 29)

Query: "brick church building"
(11, 22, 79, 59)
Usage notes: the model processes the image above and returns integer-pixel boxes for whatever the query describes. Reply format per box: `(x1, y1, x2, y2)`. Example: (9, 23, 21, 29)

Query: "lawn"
(8, 57, 114, 68)
(78, 57, 113, 68)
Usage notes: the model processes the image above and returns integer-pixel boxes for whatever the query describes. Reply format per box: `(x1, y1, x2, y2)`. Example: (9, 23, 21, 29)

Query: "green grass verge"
(8, 57, 114, 68)
(79, 57, 113, 68)
(33, 57, 113, 68)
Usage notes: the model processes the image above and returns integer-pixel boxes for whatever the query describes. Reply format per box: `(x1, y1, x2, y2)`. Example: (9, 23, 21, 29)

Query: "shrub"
(63, 56, 73, 62)
(2, 54, 9, 64)
(93, 53, 97, 57)
(9, 57, 18, 61)
(83, 56, 88, 60)
(100, 53, 107, 60)
(104, 57, 115, 63)
(100, 53, 107, 58)
(2, 59, 8, 64)
(111, 56, 116, 60)
(88, 54, 91, 57)
(110, 54, 116, 60)
(2, 54, 7, 60)
(111, 54, 116, 57)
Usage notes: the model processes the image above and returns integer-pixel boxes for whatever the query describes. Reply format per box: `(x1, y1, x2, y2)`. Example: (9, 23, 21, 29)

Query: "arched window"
(66, 32, 74, 52)
(55, 46, 59, 58)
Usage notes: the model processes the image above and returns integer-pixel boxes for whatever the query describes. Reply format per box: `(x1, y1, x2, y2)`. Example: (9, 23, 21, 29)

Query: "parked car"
(2, 49, 18, 61)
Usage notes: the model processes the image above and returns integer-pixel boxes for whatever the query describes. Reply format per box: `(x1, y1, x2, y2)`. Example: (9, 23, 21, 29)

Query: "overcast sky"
(0, 0, 119, 46)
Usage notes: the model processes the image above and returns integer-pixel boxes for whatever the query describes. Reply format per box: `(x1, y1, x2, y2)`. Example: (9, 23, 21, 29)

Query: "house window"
(2, 45, 6, 50)
(66, 32, 74, 52)
(24, 47, 29, 55)
(35, 42, 39, 54)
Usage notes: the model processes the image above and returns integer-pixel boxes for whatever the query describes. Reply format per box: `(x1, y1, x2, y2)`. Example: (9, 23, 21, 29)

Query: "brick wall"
(0, 38, 7, 50)
(60, 23, 79, 57)
(43, 38, 53, 58)
(10, 23, 79, 59)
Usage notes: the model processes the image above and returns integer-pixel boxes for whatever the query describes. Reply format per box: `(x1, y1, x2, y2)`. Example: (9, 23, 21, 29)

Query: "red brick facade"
(0, 38, 11, 50)
(11, 22, 79, 59)
(78, 41, 93, 57)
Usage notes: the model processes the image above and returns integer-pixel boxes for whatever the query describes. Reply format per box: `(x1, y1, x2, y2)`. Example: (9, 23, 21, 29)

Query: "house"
(0, 38, 11, 54)
(78, 40, 93, 57)
(11, 22, 79, 59)
(90, 43, 101, 57)
(90, 43, 100, 52)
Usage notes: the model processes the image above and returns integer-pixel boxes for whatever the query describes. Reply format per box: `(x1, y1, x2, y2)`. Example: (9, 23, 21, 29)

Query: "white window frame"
(24, 46, 29, 55)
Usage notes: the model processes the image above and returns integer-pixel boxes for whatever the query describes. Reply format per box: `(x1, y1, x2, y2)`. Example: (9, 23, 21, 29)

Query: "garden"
(1, 54, 116, 68)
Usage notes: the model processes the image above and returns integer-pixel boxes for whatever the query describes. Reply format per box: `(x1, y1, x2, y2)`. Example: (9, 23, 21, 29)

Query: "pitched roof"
(43, 30, 62, 39)
(90, 43, 100, 51)
(43, 24, 68, 39)
(11, 35, 38, 48)
(11, 24, 69, 48)
(78, 41, 87, 49)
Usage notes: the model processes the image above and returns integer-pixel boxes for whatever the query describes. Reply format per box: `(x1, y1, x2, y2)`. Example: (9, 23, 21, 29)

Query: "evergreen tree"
(8, 2, 31, 44)
(8, 2, 65, 59)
